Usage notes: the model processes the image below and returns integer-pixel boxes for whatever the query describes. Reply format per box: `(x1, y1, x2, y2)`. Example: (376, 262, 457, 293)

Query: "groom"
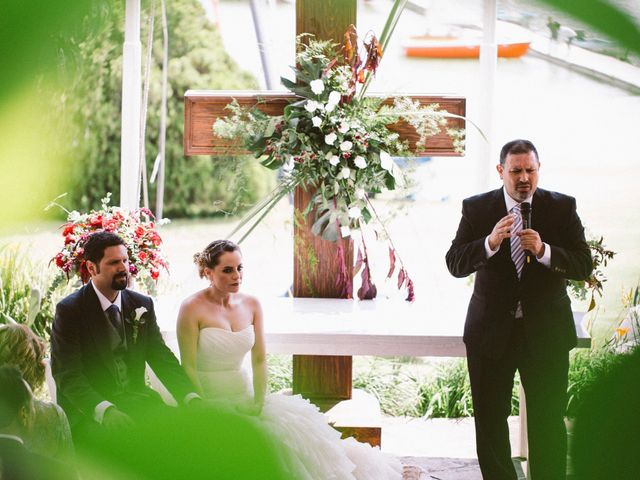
(51, 231, 197, 445)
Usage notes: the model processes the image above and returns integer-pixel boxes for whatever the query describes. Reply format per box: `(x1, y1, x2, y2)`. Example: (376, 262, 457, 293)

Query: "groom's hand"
(103, 407, 134, 430)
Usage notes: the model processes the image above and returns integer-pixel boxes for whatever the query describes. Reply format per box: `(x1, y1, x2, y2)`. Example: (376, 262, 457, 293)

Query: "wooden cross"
(184, 0, 465, 446)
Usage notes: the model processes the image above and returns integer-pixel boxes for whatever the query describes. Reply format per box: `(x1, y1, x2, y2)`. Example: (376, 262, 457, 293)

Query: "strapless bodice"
(196, 326, 255, 401)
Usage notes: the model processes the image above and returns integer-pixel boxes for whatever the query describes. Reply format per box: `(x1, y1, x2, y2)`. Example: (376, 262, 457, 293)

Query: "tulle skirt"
(197, 370, 401, 479)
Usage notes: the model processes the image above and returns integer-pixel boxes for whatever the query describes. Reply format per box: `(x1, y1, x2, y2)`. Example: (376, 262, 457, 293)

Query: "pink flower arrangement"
(52, 193, 168, 287)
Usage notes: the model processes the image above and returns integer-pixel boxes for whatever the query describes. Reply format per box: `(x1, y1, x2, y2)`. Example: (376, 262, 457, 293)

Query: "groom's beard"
(111, 272, 128, 290)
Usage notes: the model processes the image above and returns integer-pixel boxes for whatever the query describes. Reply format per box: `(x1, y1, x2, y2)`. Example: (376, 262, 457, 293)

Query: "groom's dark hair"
(84, 231, 126, 265)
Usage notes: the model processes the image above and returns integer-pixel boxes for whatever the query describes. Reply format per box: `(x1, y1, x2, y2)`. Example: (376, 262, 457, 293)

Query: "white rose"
(327, 90, 341, 106)
(329, 155, 340, 166)
(312, 116, 322, 127)
(310, 79, 325, 95)
(325, 102, 336, 113)
(284, 155, 295, 171)
(354, 156, 367, 169)
(338, 122, 349, 134)
(355, 188, 366, 199)
(325, 132, 337, 145)
(340, 225, 351, 238)
(339, 167, 351, 179)
(348, 206, 361, 218)
(304, 100, 323, 113)
(380, 150, 393, 171)
(339, 141, 353, 152)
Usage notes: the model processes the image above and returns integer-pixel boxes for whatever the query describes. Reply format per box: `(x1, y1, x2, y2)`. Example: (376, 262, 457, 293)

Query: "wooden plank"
(334, 426, 382, 448)
(292, 354, 352, 411)
(184, 90, 466, 157)
(296, 0, 356, 45)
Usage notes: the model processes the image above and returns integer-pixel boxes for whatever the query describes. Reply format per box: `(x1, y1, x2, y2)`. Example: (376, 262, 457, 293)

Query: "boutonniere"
(126, 306, 148, 343)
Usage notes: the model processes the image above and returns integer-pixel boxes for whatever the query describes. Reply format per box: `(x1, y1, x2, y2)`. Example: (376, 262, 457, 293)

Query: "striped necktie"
(511, 204, 525, 278)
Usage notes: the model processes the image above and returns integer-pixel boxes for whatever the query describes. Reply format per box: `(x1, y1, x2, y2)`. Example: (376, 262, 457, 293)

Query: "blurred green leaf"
(536, 0, 640, 55)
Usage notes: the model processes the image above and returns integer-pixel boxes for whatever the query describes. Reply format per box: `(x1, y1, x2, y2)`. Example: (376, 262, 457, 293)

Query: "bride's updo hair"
(193, 240, 240, 278)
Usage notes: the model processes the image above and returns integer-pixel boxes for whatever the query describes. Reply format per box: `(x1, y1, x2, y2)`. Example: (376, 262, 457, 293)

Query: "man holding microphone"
(446, 139, 593, 479)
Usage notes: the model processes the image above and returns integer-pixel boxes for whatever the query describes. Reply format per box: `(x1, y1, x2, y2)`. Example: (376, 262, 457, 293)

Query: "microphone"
(520, 202, 532, 263)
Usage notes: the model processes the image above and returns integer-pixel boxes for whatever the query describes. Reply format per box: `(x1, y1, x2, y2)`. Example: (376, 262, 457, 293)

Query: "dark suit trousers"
(71, 389, 168, 453)
(466, 321, 569, 480)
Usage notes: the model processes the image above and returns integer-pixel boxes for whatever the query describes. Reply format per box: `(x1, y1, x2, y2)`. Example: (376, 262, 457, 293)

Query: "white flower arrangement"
(213, 25, 464, 301)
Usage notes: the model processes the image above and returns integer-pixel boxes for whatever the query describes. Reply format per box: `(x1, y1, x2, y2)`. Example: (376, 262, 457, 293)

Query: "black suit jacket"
(51, 284, 193, 427)
(446, 187, 593, 358)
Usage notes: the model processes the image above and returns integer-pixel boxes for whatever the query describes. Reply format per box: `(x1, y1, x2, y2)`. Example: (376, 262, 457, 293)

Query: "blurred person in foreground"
(78, 401, 290, 480)
(0, 322, 74, 461)
(446, 139, 593, 479)
(0, 365, 77, 479)
(571, 345, 640, 479)
(51, 231, 198, 449)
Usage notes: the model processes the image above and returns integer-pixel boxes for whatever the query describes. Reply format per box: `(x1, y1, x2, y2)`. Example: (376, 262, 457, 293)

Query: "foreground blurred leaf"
(536, 0, 640, 55)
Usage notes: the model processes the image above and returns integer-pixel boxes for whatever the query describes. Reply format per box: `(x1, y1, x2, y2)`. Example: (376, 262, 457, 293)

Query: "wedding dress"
(196, 326, 402, 480)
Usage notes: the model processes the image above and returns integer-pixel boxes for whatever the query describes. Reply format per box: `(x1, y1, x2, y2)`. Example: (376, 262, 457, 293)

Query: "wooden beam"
(184, 90, 466, 157)
(291, 0, 358, 417)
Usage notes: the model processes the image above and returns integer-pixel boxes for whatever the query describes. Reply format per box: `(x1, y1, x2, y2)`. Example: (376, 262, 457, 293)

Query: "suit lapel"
(82, 284, 116, 365)
(490, 187, 508, 224)
(531, 188, 547, 235)
(491, 188, 514, 258)
(121, 290, 135, 347)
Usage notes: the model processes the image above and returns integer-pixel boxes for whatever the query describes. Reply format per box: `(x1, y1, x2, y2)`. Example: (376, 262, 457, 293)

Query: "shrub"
(354, 357, 423, 417)
(267, 354, 293, 394)
(0, 245, 75, 339)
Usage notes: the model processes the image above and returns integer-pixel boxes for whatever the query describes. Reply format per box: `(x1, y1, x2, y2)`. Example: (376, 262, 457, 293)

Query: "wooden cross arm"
(184, 90, 466, 157)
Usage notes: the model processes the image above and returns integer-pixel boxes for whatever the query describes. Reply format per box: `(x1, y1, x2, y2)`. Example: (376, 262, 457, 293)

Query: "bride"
(176, 240, 407, 480)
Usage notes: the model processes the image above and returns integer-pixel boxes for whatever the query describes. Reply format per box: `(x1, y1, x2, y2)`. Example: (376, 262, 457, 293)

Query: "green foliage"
(268, 346, 632, 420)
(417, 359, 475, 418)
(0, 245, 75, 339)
(354, 357, 423, 417)
(566, 347, 627, 418)
(58, 0, 273, 218)
(537, 0, 640, 56)
(568, 235, 616, 310)
(267, 354, 293, 394)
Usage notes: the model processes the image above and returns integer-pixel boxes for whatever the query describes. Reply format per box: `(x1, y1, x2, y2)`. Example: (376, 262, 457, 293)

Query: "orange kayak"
(404, 36, 531, 58)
